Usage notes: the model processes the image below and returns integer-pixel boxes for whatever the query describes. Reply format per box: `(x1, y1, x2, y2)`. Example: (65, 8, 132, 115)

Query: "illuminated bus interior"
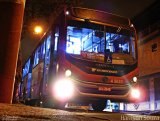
(66, 21, 136, 64)
(22, 59, 31, 77)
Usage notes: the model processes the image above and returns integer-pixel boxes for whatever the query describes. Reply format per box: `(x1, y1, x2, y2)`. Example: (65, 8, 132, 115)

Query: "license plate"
(98, 86, 111, 91)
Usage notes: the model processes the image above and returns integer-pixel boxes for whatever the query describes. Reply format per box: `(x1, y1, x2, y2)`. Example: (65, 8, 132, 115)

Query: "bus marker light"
(65, 69, 72, 77)
(133, 77, 137, 83)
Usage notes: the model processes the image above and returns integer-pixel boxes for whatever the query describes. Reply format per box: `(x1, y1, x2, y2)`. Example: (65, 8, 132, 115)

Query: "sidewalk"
(0, 103, 72, 121)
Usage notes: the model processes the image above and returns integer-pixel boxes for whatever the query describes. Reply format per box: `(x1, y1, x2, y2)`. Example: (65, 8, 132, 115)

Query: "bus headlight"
(131, 88, 140, 99)
(133, 76, 137, 83)
(53, 79, 74, 100)
(65, 69, 72, 77)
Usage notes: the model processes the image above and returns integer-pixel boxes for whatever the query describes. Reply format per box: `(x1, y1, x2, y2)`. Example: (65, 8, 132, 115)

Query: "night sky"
(82, 0, 156, 18)
(21, 0, 157, 64)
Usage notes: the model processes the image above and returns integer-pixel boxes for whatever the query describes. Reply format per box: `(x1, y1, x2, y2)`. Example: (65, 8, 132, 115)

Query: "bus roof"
(70, 7, 131, 27)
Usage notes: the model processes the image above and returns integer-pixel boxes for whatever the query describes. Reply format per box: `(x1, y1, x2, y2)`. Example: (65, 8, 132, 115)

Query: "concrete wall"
(138, 31, 160, 77)
(124, 25, 160, 111)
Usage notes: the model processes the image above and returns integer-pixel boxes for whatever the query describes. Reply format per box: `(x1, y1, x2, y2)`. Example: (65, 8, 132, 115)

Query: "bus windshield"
(66, 20, 136, 63)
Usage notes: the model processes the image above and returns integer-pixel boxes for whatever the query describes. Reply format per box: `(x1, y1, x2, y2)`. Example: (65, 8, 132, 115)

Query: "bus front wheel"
(91, 100, 106, 111)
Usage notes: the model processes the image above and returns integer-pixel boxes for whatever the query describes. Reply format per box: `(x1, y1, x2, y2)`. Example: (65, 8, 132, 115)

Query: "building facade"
(124, 21, 160, 111)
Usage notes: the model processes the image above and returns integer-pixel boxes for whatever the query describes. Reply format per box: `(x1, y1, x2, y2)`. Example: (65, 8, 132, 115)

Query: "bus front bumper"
(52, 77, 140, 102)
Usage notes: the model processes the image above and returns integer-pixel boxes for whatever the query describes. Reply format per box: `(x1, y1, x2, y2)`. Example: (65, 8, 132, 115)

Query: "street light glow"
(34, 26, 43, 34)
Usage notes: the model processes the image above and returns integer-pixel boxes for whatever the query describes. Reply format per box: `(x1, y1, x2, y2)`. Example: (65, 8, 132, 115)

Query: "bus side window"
(130, 37, 136, 59)
(54, 27, 59, 51)
(53, 26, 59, 60)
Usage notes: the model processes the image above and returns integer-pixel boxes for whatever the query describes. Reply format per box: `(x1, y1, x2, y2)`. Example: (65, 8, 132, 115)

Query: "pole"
(0, 0, 25, 103)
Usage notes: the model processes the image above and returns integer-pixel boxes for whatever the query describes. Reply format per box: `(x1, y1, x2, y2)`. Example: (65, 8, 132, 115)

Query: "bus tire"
(92, 100, 106, 111)
(54, 101, 66, 109)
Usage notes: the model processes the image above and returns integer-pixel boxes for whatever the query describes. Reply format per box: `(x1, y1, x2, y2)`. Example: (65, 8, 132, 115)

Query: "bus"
(20, 7, 140, 111)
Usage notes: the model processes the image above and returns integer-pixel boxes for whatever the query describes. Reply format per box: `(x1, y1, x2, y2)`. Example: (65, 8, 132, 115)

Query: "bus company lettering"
(95, 63, 114, 68)
(91, 68, 118, 74)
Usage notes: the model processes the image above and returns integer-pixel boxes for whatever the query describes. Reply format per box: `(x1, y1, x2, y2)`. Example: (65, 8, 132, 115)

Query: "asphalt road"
(0, 103, 160, 121)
